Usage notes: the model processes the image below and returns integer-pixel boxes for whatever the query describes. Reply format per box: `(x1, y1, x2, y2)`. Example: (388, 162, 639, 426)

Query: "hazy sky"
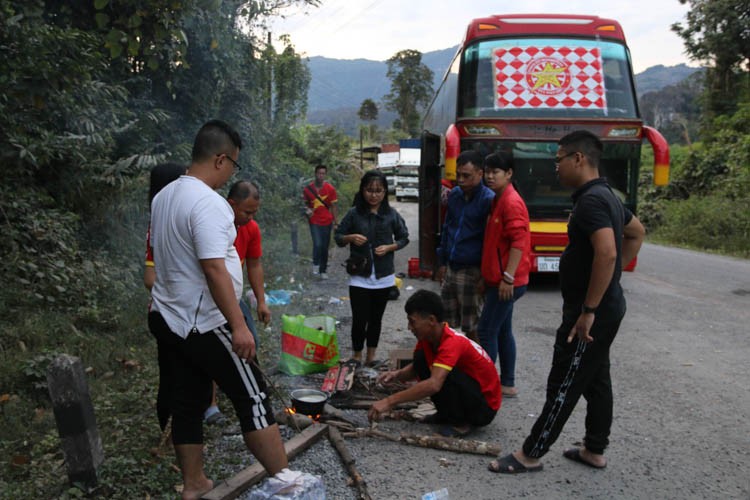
(268, 0, 695, 73)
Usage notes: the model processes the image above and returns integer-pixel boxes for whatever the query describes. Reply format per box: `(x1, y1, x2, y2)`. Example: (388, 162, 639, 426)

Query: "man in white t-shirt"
(149, 120, 287, 499)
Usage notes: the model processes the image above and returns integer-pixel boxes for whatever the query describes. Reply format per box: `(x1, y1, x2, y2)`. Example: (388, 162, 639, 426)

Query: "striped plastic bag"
(279, 314, 339, 375)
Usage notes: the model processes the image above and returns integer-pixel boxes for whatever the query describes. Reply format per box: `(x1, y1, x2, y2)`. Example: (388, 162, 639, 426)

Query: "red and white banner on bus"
(493, 46, 606, 110)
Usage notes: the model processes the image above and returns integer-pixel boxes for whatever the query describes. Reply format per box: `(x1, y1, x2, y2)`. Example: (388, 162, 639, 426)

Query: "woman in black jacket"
(335, 170, 409, 366)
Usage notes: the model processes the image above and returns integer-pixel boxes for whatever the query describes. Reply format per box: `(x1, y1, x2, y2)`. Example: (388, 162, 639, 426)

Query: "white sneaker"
(312, 265, 319, 275)
(320, 272, 329, 280)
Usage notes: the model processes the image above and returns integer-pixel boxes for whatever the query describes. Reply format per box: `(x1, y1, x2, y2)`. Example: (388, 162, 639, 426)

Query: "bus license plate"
(537, 257, 559, 272)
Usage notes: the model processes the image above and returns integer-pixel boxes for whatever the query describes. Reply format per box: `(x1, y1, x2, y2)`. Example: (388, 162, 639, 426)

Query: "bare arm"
(330, 203, 338, 224)
(201, 258, 255, 360)
(499, 247, 523, 301)
(568, 227, 617, 343)
(368, 366, 449, 421)
(621, 215, 645, 267)
(143, 266, 155, 291)
(246, 257, 270, 325)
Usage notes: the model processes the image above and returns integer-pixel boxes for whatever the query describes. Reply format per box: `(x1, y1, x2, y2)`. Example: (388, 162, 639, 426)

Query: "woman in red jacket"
(477, 152, 531, 398)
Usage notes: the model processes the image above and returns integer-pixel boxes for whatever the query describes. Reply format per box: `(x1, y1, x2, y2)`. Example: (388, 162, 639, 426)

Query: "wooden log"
(274, 410, 314, 431)
(342, 428, 500, 456)
(201, 423, 329, 500)
(333, 400, 417, 411)
(322, 403, 357, 426)
(328, 427, 372, 500)
(400, 433, 500, 456)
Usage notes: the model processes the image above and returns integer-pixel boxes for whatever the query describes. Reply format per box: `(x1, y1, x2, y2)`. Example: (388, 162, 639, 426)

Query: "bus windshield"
(459, 37, 638, 119)
(461, 139, 640, 219)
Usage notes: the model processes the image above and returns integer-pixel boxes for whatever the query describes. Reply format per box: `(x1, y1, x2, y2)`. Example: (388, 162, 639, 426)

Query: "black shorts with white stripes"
(148, 311, 276, 445)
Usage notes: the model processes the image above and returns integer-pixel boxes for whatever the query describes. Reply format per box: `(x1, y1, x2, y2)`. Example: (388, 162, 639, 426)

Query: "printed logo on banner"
(303, 342, 317, 360)
(493, 46, 606, 110)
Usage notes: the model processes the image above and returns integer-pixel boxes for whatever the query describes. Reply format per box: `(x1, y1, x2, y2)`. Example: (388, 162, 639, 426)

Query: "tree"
(671, 0, 750, 118)
(358, 98, 379, 142)
(358, 98, 378, 121)
(384, 50, 434, 136)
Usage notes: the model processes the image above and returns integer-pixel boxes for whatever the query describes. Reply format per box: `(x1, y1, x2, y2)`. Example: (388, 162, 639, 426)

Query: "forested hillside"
(0, 2, 355, 496)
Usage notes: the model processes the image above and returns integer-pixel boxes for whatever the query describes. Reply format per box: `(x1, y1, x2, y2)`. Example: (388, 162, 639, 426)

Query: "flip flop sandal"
(488, 454, 544, 474)
(562, 448, 607, 469)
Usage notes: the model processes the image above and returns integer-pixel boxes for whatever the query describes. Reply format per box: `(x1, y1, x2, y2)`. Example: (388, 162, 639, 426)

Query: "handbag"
(345, 251, 372, 277)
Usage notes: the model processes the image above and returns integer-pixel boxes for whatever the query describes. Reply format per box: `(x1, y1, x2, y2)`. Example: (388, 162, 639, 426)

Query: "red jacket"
(481, 183, 531, 287)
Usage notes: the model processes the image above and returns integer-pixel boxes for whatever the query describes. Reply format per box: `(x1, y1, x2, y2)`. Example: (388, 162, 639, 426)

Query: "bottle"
(422, 488, 449, 500)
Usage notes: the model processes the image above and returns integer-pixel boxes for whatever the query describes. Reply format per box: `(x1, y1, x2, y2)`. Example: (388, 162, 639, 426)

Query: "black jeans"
(522, 313, 623, 458)
(349, 285, 391, 351)
(413, 351, 496, 427)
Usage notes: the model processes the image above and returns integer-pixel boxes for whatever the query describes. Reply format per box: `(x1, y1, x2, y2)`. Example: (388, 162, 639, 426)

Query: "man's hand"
(256, 303, 271, 326)
(232, 324, 256, 360)
(377, 370, 399, 385)
(567, 313, 595, 344)
(368, 397, 392, 422)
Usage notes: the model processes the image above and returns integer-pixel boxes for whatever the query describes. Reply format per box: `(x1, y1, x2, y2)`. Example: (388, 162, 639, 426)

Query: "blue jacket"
(437, 184, 495, 268)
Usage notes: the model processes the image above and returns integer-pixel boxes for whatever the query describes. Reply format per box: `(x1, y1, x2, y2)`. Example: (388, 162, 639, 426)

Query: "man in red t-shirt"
(368, 289, 501, 436)
(227, 180, 270, 334)
(302, 164, 338, 278)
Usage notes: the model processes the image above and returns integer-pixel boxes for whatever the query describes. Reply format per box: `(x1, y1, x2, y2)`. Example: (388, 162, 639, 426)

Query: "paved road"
(345, 202, 750, 500)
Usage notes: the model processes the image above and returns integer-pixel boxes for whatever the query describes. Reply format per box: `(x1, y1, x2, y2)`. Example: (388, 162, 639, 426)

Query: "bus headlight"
(607, 127, 640, 137)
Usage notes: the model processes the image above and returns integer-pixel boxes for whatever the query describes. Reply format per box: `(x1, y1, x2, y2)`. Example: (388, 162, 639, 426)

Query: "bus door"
(418, 131, 442, 273)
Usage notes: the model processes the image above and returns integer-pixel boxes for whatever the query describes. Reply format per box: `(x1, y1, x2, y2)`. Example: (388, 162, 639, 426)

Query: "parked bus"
(418, 13, 669, 273)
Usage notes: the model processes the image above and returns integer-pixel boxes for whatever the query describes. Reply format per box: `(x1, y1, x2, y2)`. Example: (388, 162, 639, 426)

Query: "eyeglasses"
(217, 153, 242, 172)
(554, 151, 578, 165)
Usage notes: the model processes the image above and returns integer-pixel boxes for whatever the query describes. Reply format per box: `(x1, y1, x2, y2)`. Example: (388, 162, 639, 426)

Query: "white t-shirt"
(150, 176, 242, 338)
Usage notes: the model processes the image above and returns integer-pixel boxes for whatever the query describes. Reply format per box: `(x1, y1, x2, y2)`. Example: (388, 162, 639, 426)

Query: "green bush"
(652, 193, 750, 256)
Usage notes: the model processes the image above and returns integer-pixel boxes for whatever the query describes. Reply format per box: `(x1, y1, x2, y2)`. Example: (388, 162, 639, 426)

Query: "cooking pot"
(290, 389, 328, 416)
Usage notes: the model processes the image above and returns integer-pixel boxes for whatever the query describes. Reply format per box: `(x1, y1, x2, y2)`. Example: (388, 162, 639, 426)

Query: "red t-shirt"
(303, 182, 337, 226)
(145, 223, 154, 268)
(415, 323, 502, 411)
(234, 220, 262, 265)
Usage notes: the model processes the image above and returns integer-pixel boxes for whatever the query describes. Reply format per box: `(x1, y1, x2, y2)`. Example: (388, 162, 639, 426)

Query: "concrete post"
(291, 220, 299, 255)
(46, 354, 104, 488)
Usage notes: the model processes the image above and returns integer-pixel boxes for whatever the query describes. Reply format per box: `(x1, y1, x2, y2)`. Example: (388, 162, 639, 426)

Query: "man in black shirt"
(489, 130, 645, 473)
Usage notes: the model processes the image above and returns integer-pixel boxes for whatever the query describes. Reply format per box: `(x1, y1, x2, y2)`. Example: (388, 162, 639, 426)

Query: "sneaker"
(312, 265, 320, 275)
(320, 272, 329, 280)
(203, 406, 226, 425)
(205, 411, 227, 426)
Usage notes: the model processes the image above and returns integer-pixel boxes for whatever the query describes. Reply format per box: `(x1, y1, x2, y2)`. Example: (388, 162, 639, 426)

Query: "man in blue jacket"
(436, 150, 495, 342)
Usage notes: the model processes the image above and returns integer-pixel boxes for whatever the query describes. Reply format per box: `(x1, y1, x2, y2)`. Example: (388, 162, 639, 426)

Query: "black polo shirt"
(559, 178, 633, 322)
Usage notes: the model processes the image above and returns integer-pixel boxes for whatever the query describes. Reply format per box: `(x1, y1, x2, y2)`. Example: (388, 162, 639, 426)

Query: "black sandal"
(488, 454, 543, 474)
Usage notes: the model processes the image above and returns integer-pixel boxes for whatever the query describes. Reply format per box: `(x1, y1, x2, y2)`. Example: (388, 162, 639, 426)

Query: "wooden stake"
(328, 427, 372, 500)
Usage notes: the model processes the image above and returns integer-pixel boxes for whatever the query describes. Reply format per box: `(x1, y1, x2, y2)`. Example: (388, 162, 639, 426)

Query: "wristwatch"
(582, 304, 598, 314)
